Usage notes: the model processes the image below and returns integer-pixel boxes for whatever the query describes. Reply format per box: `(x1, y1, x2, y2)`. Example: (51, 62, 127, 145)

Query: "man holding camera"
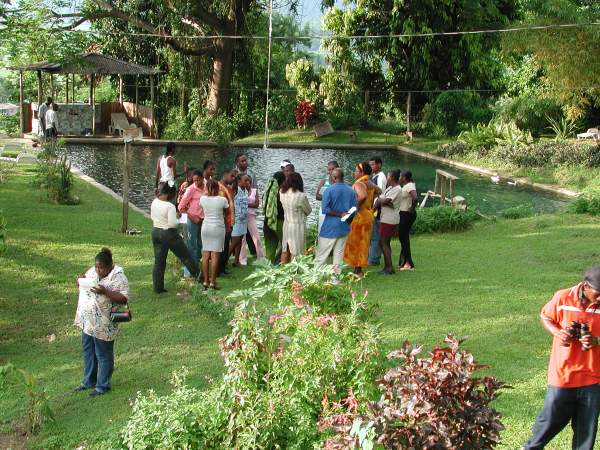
(523, 265, 600, 450)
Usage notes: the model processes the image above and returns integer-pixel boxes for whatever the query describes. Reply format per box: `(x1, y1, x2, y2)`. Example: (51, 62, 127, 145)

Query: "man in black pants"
(523, 266, 600, 450)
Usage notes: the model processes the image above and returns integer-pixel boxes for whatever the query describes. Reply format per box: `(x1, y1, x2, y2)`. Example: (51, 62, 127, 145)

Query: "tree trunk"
(207, 38, 234, 114)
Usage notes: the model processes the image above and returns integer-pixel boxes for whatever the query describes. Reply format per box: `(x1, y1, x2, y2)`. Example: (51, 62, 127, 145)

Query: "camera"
(566, 321, 591, 350)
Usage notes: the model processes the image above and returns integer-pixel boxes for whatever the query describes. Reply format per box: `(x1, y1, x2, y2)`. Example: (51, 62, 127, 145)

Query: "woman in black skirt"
(398, 171, 417, 270)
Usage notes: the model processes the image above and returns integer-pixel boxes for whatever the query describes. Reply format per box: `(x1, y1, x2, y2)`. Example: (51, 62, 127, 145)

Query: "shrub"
(457, 122, 498, 151)
(494, 93, 561, 136)
(192, 112, 237, 146)
(435, 141, 469, 158)
(422, 91, 491, 136)
(320, 336, 506, 449)
(286, 58, 319, 103)
(546, 115, 580, 142)
(162, 108, 198, 141)
(0, 161, 15, 184)
(0, 114, 20, 136)
(492, 142, 600, 168)
(33, 145, 79, 205)
(123, 260, 382, 449)
(568, 196, 600, 216)
(499, 204, 534, 220)
(294, 100, 317, 128)
(412, 206, 479, 234)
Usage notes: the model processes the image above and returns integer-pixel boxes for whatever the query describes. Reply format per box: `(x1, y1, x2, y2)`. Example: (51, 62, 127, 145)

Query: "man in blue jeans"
(523, 265, 600, 449)
(368, 156, 387, 266)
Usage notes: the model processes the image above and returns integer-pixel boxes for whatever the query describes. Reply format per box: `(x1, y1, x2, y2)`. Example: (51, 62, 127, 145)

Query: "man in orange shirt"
(523, 265, 600, 450)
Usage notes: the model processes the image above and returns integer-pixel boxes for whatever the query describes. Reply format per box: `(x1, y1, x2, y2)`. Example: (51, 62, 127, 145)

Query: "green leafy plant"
(435, 141, 469, 158)
(32, 144, 79, 204)
(0, 160, 16, 184)
(499, 204, 534, 220)
(458, 122, 498, 151)
(494, 121, 533, 148)
(192, 111, 237, 145)
(568, 196, 600, 216)
(0, 114, 20, 136)
(413, 206, 480, 234)
(546, 115, 579, 141)
(492, 142, 600, 168)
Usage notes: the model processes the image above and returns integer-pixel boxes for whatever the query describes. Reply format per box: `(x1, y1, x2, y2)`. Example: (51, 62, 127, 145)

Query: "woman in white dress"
(279, 172, 312, 264)
(200, 179, 229, 289)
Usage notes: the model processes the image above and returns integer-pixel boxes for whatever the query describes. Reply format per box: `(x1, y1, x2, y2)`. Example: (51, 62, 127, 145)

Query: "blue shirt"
(320, 182, 356, 239)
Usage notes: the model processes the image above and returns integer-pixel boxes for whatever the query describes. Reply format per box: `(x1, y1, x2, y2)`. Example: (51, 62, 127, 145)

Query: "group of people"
(37, 96, 59, 139)
(149, 145, 419, 293)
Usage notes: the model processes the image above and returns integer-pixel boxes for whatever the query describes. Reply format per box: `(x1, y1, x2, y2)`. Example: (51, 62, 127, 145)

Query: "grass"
(2, 167, 600, 448)
(235, 128, 411, 145)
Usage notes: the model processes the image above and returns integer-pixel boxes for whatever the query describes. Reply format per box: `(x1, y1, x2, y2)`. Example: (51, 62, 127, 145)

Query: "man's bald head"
(332, 168, 344, 182)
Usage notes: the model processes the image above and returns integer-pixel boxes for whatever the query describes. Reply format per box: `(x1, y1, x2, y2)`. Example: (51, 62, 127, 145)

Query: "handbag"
(110, 302, 132, 323)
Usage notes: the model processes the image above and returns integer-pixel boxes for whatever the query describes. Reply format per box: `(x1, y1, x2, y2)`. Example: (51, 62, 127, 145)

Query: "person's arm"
(409, 189, 418, 213)
(168, 156, 177, 180)
(250, 190, 259, 209)
(316, 179, 325, 201)
(355, 182, 367, 206)
(178, 187, 192, 213)
(302, 194, 312, 216)
(91, 284, 128, 304)
(321, 189, 342, 217)
(155, 159, 161, 188)
(540, 314, 572, 346)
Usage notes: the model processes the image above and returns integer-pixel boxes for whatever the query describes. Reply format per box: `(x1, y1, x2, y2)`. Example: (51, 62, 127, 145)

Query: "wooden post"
(72, 74, 76, 102)
(135, 75, 139, 124)
(19, 71, 25, 135)
(37, 70, 42, 105)
(406, 91, 412, 132)
(150, 75, 155, 138)
(65, 75, 69, 104)
(440, 176, 446, 205)
(90, 74, 96, 134)
(121, 139, 130, 233)
(118, 75, 123, 105)
(50, 74, 55, 98)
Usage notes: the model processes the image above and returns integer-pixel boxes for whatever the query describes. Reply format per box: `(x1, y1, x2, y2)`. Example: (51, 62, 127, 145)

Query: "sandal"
(209, 284, 220, 290)
(202, 283, 209, 290)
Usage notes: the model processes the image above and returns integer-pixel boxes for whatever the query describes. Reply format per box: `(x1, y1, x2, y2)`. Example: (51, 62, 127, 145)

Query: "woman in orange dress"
(344, 162, 382, 276)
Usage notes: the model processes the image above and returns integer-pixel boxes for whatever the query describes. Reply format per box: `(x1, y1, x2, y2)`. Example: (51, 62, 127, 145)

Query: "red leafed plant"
(295, 100, 316, 128)
(319, 335, 507, 449)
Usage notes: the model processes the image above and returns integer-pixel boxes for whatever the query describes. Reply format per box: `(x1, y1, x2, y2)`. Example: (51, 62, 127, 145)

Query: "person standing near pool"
(314, 168, 356, 272)
(151, 182, 199, 293)
(230, 174, 250, 267)
(376, 170, 402, 275)
(45, 103, 59, 139)
(279, 172, 312, 264)
(218, 170, 236, 275)
(38, 97, 52, 137)
(178, 169, 206, 278)
(200, 180, 229, 289)
(74, 247, 128, 397)
(155, 143, 177, 189)
(344, 162, 381, 276)
(316, 160, 339, 235)
(203, 160, 216, 182)
(368, 156, 387, 266)
(263, 170, 286, 263)
(239, 179, 265, 265)
(523, 266, 600, 450)
(398, 171, 417, 271)
(234, 153, 257, 188)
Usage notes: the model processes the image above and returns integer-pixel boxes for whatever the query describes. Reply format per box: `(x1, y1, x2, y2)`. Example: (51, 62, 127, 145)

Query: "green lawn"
(235, 128, 411, 145)
(1, 168, 599, 449)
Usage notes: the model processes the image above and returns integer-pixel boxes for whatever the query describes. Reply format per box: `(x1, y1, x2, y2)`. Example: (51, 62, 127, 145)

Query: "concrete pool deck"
(4, 135, 580, 199)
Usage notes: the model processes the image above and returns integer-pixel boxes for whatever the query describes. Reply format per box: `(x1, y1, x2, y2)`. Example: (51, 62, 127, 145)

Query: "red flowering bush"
(320, 335, 507, 449)
(295, 100, 316, 128)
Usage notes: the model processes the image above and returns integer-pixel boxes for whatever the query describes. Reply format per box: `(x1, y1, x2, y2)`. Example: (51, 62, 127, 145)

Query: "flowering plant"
(294, 100, 317, 128)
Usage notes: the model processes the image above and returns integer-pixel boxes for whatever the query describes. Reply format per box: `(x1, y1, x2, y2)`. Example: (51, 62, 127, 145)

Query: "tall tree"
(504, 0, 600, 117)
(322, 0, 518, 109)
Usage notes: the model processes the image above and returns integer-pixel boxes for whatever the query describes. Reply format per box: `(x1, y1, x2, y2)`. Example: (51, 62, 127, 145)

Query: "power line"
(58, 21, 600, 41)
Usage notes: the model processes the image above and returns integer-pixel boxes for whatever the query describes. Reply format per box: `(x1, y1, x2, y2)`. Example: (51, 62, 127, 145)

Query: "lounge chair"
(576, 128, 600, 140)
(109, 113, 132, 136)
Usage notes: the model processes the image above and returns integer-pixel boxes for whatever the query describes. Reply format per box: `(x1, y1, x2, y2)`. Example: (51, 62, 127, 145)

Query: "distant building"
(0, 103, 19, 116)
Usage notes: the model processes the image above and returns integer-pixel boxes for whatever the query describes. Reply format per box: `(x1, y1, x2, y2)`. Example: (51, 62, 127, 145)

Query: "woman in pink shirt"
(239, 184, 265, 265)
(178, 169, 206, 277)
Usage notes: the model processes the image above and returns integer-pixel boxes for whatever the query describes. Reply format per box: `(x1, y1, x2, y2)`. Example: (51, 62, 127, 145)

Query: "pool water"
(65, 144, 569, 219)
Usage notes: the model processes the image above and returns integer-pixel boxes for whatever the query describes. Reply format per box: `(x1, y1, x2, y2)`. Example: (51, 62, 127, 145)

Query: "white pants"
(318, 212, 325, 235)
(315, 235, 348, 268)
(239, 213, 265, 265)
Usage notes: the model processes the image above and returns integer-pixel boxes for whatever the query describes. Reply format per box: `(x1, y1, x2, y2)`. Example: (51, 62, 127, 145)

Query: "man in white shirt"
(368, 156, 387, 266)
(38, 97, 52, 137)
(45, 103, 59, 139)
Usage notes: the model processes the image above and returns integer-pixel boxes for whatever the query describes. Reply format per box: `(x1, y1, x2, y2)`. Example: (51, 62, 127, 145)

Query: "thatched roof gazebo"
(13, 53, 161, 137)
